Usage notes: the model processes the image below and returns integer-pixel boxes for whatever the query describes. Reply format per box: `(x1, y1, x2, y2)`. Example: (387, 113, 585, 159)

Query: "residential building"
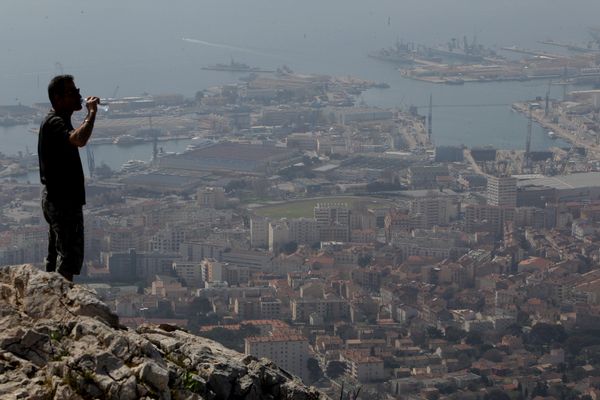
(341, 351, 386, 383)
(172, 261, 204, 287)
(288, 218, 319, 246)
(269, 221, 290, 252)
(487, 176, 517, 208)
(250, 217, 270, 249)
(245, 334, 309, 382)
(196, 187, 226, 209)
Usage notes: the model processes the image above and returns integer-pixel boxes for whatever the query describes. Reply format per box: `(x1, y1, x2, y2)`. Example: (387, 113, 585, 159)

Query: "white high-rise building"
(288, 218, 319, 245)
(314, 203, 350, 227)
(250, 217, 270, 249)
(410, 196, 452, 228)
(268, 221, 290, 252)
(314, 203, 350, 242)
(487, 176, 517, 208)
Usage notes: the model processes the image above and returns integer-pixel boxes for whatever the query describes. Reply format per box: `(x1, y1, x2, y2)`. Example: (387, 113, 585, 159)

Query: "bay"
(1, 0, 596, 153)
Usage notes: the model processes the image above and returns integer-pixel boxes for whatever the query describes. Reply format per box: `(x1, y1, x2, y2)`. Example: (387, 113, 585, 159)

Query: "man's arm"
(69, 97, 99, 147)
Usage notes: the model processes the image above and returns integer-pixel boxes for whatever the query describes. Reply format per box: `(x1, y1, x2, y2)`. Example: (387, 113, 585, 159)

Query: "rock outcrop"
(0, 265, 321, 400)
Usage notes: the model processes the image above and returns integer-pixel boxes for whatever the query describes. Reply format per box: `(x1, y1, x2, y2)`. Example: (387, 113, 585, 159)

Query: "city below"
(2, 30, 600, 400)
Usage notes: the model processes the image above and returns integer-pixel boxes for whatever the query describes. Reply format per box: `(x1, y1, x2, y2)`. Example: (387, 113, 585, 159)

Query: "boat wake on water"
(181, 37, 276, 58)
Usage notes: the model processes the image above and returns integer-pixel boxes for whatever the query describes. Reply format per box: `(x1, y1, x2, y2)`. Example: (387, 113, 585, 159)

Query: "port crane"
(523, 105, 533, 172)
(428, 94, 433, 140)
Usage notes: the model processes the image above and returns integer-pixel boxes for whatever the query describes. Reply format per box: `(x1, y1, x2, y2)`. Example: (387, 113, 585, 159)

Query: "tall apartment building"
(349, 209, 377, 230)
(172, 261, 204, 287)
(410, 196, 452, 228)
(291, 297, 350, 322)
(314, 203, 350, 242)
(260, 297, 282, 319)
(314, 203, 350, 226)
(384, 209, 422, 242)
(179, 240, 226, 262)
(149, 227, 186, 253)
(201, 258, 249, 285)
(464, 204, 515, 236)
(106, 226, 146, 253)
(234, 297, 261, 320)
(288, 218, 319, 245)
(250, 217, 269, 249)
(245, 333, 309, 382)
(135, 252, 182, 284)
(487, 176, 517, 208)
(197, 187, 226, 209)
(268, 221, 290, 252)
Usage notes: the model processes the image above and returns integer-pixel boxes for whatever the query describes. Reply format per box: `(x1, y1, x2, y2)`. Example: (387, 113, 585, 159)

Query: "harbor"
(369, 30, 600, 86)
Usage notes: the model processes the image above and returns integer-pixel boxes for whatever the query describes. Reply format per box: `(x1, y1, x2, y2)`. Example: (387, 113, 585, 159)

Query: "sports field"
(251, 196, 395, 219)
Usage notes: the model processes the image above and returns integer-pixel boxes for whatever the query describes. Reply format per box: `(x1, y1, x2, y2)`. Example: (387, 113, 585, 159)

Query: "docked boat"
(368, 39, 416, 64)
(121, 160, 146, 173)
(185, 137, 216, 152)
(547, 131, 557, 139)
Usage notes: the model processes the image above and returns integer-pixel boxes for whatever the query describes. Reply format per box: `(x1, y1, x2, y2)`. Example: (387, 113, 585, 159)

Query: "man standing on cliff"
(38, 75, 100, 281)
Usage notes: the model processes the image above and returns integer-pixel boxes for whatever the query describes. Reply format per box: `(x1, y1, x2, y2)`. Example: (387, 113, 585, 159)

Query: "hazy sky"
(2, 1, 598, 152)
(1, 0, 599, 103)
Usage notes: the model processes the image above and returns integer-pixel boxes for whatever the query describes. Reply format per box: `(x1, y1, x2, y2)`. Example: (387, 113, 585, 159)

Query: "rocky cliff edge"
(0, 265, 321, 400)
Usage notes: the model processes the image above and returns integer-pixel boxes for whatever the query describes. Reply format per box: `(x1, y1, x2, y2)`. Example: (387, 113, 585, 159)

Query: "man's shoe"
(58, 270, 74, 282)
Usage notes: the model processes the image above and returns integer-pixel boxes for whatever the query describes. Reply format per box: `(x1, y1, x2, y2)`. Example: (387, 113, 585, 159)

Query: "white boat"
(547, 131, 557, 139)
(121, 159, 146, 172)
(185, 137, 216, 152)
(113, 135, 143, 145)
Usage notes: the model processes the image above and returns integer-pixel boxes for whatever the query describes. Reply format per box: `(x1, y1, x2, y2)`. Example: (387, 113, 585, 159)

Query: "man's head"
(48, 75, 82, 113)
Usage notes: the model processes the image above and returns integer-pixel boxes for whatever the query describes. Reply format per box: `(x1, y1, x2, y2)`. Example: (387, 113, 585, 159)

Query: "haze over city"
(3, 2, 600, 399)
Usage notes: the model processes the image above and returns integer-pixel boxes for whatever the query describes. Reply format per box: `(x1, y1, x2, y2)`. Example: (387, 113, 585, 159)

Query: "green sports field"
(251, 196, 395, 219)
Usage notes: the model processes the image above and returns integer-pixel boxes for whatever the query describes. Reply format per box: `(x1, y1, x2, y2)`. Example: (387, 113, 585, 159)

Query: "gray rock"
(0, 265, 322, 400)
(137, 360, 170, 392)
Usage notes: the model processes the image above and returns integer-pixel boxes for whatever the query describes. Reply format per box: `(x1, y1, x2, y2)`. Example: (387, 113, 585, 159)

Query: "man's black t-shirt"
(38, 110, 85, 206)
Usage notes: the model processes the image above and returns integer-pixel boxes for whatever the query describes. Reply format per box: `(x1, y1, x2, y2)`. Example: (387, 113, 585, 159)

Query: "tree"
(251, 178, 270, 198)
(426, 326, 444, 340)
(441, 286, 456, 300)
(516, 310, 530, 326)
(190, 296, 212, 314)
(306, 358, 323, 383)
(435, 381, 457, 395)
(198, 324, 260, 352)
(528, 323, 567, 346)
(281, 241, 298, 255)
(481, 349, 504, 363)
(357, 254, 372, 268)
(445, 326, 467, 343)
(466, 331, 483, 346)
(531, 381, 548, 398)
(503, 323, 524, 337)
(325, 360, 347, 379)
(224, 179, 248, 193)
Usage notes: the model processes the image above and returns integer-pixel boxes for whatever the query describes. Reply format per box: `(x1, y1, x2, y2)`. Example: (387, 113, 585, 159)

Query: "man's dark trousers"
(42, 189, 84, 279)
